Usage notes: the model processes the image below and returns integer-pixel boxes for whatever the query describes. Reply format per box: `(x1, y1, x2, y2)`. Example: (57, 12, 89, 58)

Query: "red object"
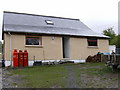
(13, 49, 19, 67)
(18, 50, 24, 67)
(23, 50, 28, 67)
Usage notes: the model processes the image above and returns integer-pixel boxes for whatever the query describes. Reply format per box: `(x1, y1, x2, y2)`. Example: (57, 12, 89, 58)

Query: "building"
(2, 11, 110, 66)
(109, 45, 116, 54)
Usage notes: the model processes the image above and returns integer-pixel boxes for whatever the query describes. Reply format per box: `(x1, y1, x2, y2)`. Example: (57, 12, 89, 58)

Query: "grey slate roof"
(3, 11, 109, 38)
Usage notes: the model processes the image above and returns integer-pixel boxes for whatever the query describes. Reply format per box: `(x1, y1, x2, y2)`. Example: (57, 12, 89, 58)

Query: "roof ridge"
(4, 11, 80, 21)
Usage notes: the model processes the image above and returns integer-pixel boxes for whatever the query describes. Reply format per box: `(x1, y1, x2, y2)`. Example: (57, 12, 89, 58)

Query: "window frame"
(25, 35, 42, 46)
(87, 37, 98, 47)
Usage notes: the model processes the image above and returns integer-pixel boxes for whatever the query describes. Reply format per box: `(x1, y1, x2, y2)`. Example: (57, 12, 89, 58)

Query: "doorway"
(62, 36, 71, 59)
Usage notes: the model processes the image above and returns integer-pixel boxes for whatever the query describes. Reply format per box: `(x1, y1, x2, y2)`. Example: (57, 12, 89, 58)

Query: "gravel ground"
(2, 68, 16, 88)
(2, 68, 26, 88)
(77, 64, 119, 88)
(0, 68, 2, 89)
(66, 64, 119, 88)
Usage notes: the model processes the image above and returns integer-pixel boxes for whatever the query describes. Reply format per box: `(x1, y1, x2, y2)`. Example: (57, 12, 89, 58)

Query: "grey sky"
(0, 0, 119, 41)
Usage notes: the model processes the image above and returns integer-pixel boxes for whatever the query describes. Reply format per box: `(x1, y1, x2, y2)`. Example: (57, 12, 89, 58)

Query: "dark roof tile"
(3, 11, 109, 38)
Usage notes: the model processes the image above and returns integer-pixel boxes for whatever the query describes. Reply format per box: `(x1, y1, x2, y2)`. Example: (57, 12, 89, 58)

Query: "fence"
(101, 54, 120, 65)
(116, 48, 120, 54)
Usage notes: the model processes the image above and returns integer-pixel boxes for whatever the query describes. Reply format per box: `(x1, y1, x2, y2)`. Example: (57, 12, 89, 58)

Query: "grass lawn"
(10, 64, 68, 88)
(8, 62, 119, 88)
(74, 63, 119, 88)
(75, 63, 113, 76)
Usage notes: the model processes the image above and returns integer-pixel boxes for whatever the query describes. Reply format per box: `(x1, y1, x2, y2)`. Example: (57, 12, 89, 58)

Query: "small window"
(87, 38, 97, 46)
(45, 20, 54, 25)
(26, 36, 42, 46)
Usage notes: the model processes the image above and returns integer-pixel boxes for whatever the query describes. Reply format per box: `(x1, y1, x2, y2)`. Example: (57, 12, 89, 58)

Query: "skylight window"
(45, 20, 54, 25)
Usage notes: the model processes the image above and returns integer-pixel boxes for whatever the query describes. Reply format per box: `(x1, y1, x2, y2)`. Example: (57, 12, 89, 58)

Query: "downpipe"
(8, 32, 12, 67)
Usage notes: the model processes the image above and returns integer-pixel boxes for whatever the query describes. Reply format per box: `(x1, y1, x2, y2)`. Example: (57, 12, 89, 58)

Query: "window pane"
(45, 20, 54, 25)
(88, 38, 97, 40)
(87, 38, 97, 46)
(26, 37, 41, 45)
(88, 41, 97, 46)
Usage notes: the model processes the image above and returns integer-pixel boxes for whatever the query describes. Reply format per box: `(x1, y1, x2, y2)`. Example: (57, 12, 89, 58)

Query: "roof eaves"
(3, 30, 110, 39)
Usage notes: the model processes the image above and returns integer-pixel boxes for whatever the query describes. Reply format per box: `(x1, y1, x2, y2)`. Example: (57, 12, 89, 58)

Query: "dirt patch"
(66, 65, 79, 88)
(80, 73, 118, 88)
(76, 63, 119, 88)
(2, 68, 27, 88)
(50, 85, 62, 88)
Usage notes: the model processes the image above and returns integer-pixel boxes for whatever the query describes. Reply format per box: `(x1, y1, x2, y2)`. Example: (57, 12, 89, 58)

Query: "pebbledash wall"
(4, 33, 109, 66)
(4, 33, 63, 66)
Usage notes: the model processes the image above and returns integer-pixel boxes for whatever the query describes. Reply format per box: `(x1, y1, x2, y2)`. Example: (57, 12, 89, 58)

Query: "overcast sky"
(0, 0, 119, 41)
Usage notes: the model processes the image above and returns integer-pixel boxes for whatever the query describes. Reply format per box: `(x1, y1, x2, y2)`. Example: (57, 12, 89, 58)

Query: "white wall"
(109, 45, 116, 54)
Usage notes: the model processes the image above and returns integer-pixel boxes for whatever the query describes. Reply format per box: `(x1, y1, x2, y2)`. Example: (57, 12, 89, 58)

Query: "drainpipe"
(8, 32, 12, 66)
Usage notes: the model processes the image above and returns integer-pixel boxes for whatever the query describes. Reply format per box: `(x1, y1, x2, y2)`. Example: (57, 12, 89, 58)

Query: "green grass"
(79, 67, 112, 76)
(81, 62, 105, 67)
(9, 63, 118, 88)
(112, 78, 118, 81)
(10, 65, 68, 88)
(6, 73, 14, 76)
(12, 82, 18, 86)
(77, 63, 113, 75)
(74, 62, 118, 87)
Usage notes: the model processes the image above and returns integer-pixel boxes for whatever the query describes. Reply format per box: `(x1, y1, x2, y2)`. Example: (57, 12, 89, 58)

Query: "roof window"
(45, 20, 54, 25)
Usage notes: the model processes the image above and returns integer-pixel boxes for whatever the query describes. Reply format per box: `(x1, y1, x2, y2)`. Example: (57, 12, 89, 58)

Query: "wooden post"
(101, 54, 102, 62)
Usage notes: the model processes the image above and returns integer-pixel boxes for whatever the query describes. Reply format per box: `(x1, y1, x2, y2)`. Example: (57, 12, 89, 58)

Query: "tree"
(118, 35, 120, 48)
(103, 27, 116, 44)
(110, 35, 120, 48)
